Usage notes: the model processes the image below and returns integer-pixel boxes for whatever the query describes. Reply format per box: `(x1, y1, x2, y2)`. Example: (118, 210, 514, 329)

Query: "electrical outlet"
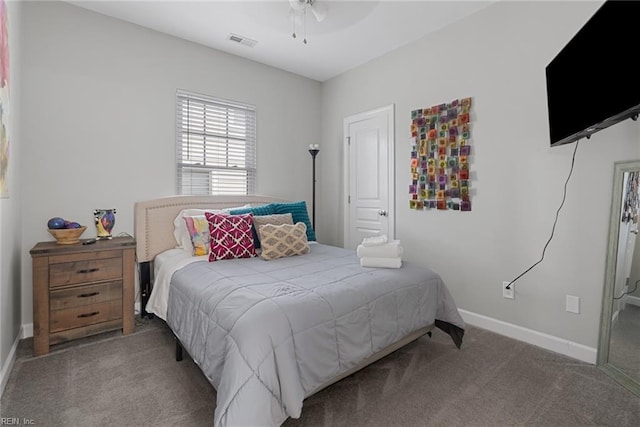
(502, 281, 514, 299)
(566, 295, 580, 314)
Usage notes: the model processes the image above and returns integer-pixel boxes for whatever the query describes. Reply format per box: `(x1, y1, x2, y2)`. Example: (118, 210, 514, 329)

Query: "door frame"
(343, 104, 395, 248)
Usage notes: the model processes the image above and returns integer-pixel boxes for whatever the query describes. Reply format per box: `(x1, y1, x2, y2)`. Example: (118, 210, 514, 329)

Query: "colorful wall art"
(0, 0, 9, 198)
(409, 97, 473, 211)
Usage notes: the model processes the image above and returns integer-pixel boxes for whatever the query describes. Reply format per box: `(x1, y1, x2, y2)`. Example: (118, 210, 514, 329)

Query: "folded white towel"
(357, 240, 403, 258)
(361, 235, 388, 247)
(360, 256, 402, 269)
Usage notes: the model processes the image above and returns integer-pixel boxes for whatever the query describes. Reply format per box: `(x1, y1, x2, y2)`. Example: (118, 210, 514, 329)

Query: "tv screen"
(546, 0, 640, 147)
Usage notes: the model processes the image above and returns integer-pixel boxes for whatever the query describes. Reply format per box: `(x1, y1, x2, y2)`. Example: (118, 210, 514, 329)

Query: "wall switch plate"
(566, 295, 580, 314)
(503, 281, 514, 299)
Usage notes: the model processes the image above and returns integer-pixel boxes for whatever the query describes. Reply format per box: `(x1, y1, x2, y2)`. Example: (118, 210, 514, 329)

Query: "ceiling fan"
(289, 0, 328, 44)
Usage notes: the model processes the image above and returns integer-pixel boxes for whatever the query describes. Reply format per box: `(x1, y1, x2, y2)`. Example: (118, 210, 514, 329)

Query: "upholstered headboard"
(133, 194, 284, 263)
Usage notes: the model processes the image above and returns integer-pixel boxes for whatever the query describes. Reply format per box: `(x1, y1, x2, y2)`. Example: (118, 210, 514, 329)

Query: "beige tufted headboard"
(133, 194, 285, 263)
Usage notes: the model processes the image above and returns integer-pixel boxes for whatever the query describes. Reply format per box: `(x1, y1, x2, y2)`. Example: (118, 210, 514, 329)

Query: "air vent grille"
(228, 33, 258, 48)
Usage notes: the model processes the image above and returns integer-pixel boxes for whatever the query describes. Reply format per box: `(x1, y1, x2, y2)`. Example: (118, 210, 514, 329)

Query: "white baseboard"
(626, 295, 640, 307)
(459, 309, 597, 364)
(22, 323, 33, 339)
(0, 326, 23, 399)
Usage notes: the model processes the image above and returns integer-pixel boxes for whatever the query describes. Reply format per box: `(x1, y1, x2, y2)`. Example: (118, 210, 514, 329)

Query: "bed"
(134, 195, 465, 426)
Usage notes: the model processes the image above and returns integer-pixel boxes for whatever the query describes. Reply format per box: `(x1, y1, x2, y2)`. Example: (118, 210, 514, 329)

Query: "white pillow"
(173, 205, 249, 250)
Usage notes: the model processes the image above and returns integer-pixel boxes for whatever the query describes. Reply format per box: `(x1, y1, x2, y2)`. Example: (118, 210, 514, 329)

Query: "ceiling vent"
(228, 33, 258, 48)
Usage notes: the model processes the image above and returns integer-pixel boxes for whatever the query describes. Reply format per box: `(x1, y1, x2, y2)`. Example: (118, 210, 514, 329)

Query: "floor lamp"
(308, 144, 320, 230)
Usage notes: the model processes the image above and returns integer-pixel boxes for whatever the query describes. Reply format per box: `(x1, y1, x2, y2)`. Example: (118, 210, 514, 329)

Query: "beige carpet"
(2, 317, 639, 426)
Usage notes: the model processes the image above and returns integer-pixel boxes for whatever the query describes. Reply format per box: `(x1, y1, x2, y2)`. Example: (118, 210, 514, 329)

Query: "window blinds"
(176, 90, 256, 195)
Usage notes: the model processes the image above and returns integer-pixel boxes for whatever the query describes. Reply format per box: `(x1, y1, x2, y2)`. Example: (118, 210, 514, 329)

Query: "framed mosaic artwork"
(409, 97, 473, 211)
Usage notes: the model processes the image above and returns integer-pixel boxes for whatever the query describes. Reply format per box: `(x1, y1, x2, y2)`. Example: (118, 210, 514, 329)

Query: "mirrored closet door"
(598, 159, 640, 396)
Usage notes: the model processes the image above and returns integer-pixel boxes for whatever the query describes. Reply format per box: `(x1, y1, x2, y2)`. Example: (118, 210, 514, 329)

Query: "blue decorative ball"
(66, 222, 81, 229)
(47, 217, 66, 229)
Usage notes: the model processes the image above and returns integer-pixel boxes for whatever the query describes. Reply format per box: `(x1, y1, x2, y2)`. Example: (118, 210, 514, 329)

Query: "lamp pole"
(308, 146, 320, 230)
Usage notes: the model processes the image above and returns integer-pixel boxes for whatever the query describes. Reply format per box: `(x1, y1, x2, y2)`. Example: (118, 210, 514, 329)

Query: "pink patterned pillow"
(205, 212, 256, 261)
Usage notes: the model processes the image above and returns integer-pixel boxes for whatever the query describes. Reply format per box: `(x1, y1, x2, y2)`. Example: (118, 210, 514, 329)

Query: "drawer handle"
(78, 311, 100, 318)
(77, 268, 99, 274)
(77, 292, 100, 298)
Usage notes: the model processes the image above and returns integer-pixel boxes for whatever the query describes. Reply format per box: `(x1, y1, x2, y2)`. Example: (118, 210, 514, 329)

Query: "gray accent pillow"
(253, 213, 293, 244)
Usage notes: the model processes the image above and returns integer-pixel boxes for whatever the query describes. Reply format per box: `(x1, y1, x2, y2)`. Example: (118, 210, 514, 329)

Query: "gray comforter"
(166, 243, 464, 426)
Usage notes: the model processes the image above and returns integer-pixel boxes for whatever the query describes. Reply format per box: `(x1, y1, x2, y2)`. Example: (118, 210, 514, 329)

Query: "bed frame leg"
(139, 261, 154, 319)
(175, 339, 183, 362)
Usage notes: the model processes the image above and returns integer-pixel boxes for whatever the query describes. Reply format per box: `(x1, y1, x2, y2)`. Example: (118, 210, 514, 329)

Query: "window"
(176, 90, 256, 195)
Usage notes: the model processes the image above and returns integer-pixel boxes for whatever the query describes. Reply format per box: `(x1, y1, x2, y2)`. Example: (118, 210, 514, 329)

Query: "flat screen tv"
(546, 0, 640, 147)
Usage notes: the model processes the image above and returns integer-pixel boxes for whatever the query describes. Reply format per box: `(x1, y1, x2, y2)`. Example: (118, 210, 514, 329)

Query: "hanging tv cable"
(613, 280, 639, 300)
(506, 139, 580, 289)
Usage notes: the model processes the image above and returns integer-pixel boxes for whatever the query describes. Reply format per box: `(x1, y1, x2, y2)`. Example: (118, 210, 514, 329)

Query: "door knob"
(378, 210, 388, 217)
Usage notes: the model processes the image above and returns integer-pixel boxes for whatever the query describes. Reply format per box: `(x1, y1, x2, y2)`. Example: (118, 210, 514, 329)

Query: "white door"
(343, 105, 395, 250)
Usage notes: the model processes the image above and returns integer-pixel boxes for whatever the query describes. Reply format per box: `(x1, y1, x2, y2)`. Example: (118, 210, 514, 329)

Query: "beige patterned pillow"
(253, 213, 293, 244)
(259, 222, 310, 260)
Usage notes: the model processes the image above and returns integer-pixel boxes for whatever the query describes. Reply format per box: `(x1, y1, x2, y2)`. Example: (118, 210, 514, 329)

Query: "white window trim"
(176, 89, 256, 195)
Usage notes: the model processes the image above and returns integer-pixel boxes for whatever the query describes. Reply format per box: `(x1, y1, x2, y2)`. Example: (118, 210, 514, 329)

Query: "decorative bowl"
(48, 226, 87, 245)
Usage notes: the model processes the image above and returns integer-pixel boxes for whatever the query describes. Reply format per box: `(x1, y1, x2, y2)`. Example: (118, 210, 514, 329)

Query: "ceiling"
(66, 1, 496, 82)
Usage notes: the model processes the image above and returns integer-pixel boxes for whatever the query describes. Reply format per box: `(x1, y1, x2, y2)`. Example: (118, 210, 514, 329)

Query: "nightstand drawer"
(49, 257, 122, 288)
(31, 237, 136, 356)
(50, 300, 122, 333)
(50, 281, 122, 311)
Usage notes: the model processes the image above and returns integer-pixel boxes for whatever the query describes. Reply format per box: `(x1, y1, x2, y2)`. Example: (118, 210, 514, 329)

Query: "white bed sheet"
(147, 248, 207, 320)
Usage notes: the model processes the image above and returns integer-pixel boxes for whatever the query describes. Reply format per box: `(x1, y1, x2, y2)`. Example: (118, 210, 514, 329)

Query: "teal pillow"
(229, 204, 276, 217)
(229, 204, 277, 248)
(272, 201, 316, 242)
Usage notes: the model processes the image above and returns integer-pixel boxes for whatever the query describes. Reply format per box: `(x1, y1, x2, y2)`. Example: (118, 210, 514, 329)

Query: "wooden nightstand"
(30, 236, 136, 356)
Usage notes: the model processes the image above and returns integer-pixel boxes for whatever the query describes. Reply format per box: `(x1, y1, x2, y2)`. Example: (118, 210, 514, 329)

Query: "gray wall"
(5, 0, 640, 380)
(0, 0, 23, 391)
(18, 1, 321, 330)
(318, 0, 640, 349)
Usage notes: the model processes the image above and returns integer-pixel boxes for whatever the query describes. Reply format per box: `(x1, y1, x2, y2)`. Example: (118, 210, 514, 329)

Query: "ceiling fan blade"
(289, 0, 306, 12)
(311, 2, 327, 22)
